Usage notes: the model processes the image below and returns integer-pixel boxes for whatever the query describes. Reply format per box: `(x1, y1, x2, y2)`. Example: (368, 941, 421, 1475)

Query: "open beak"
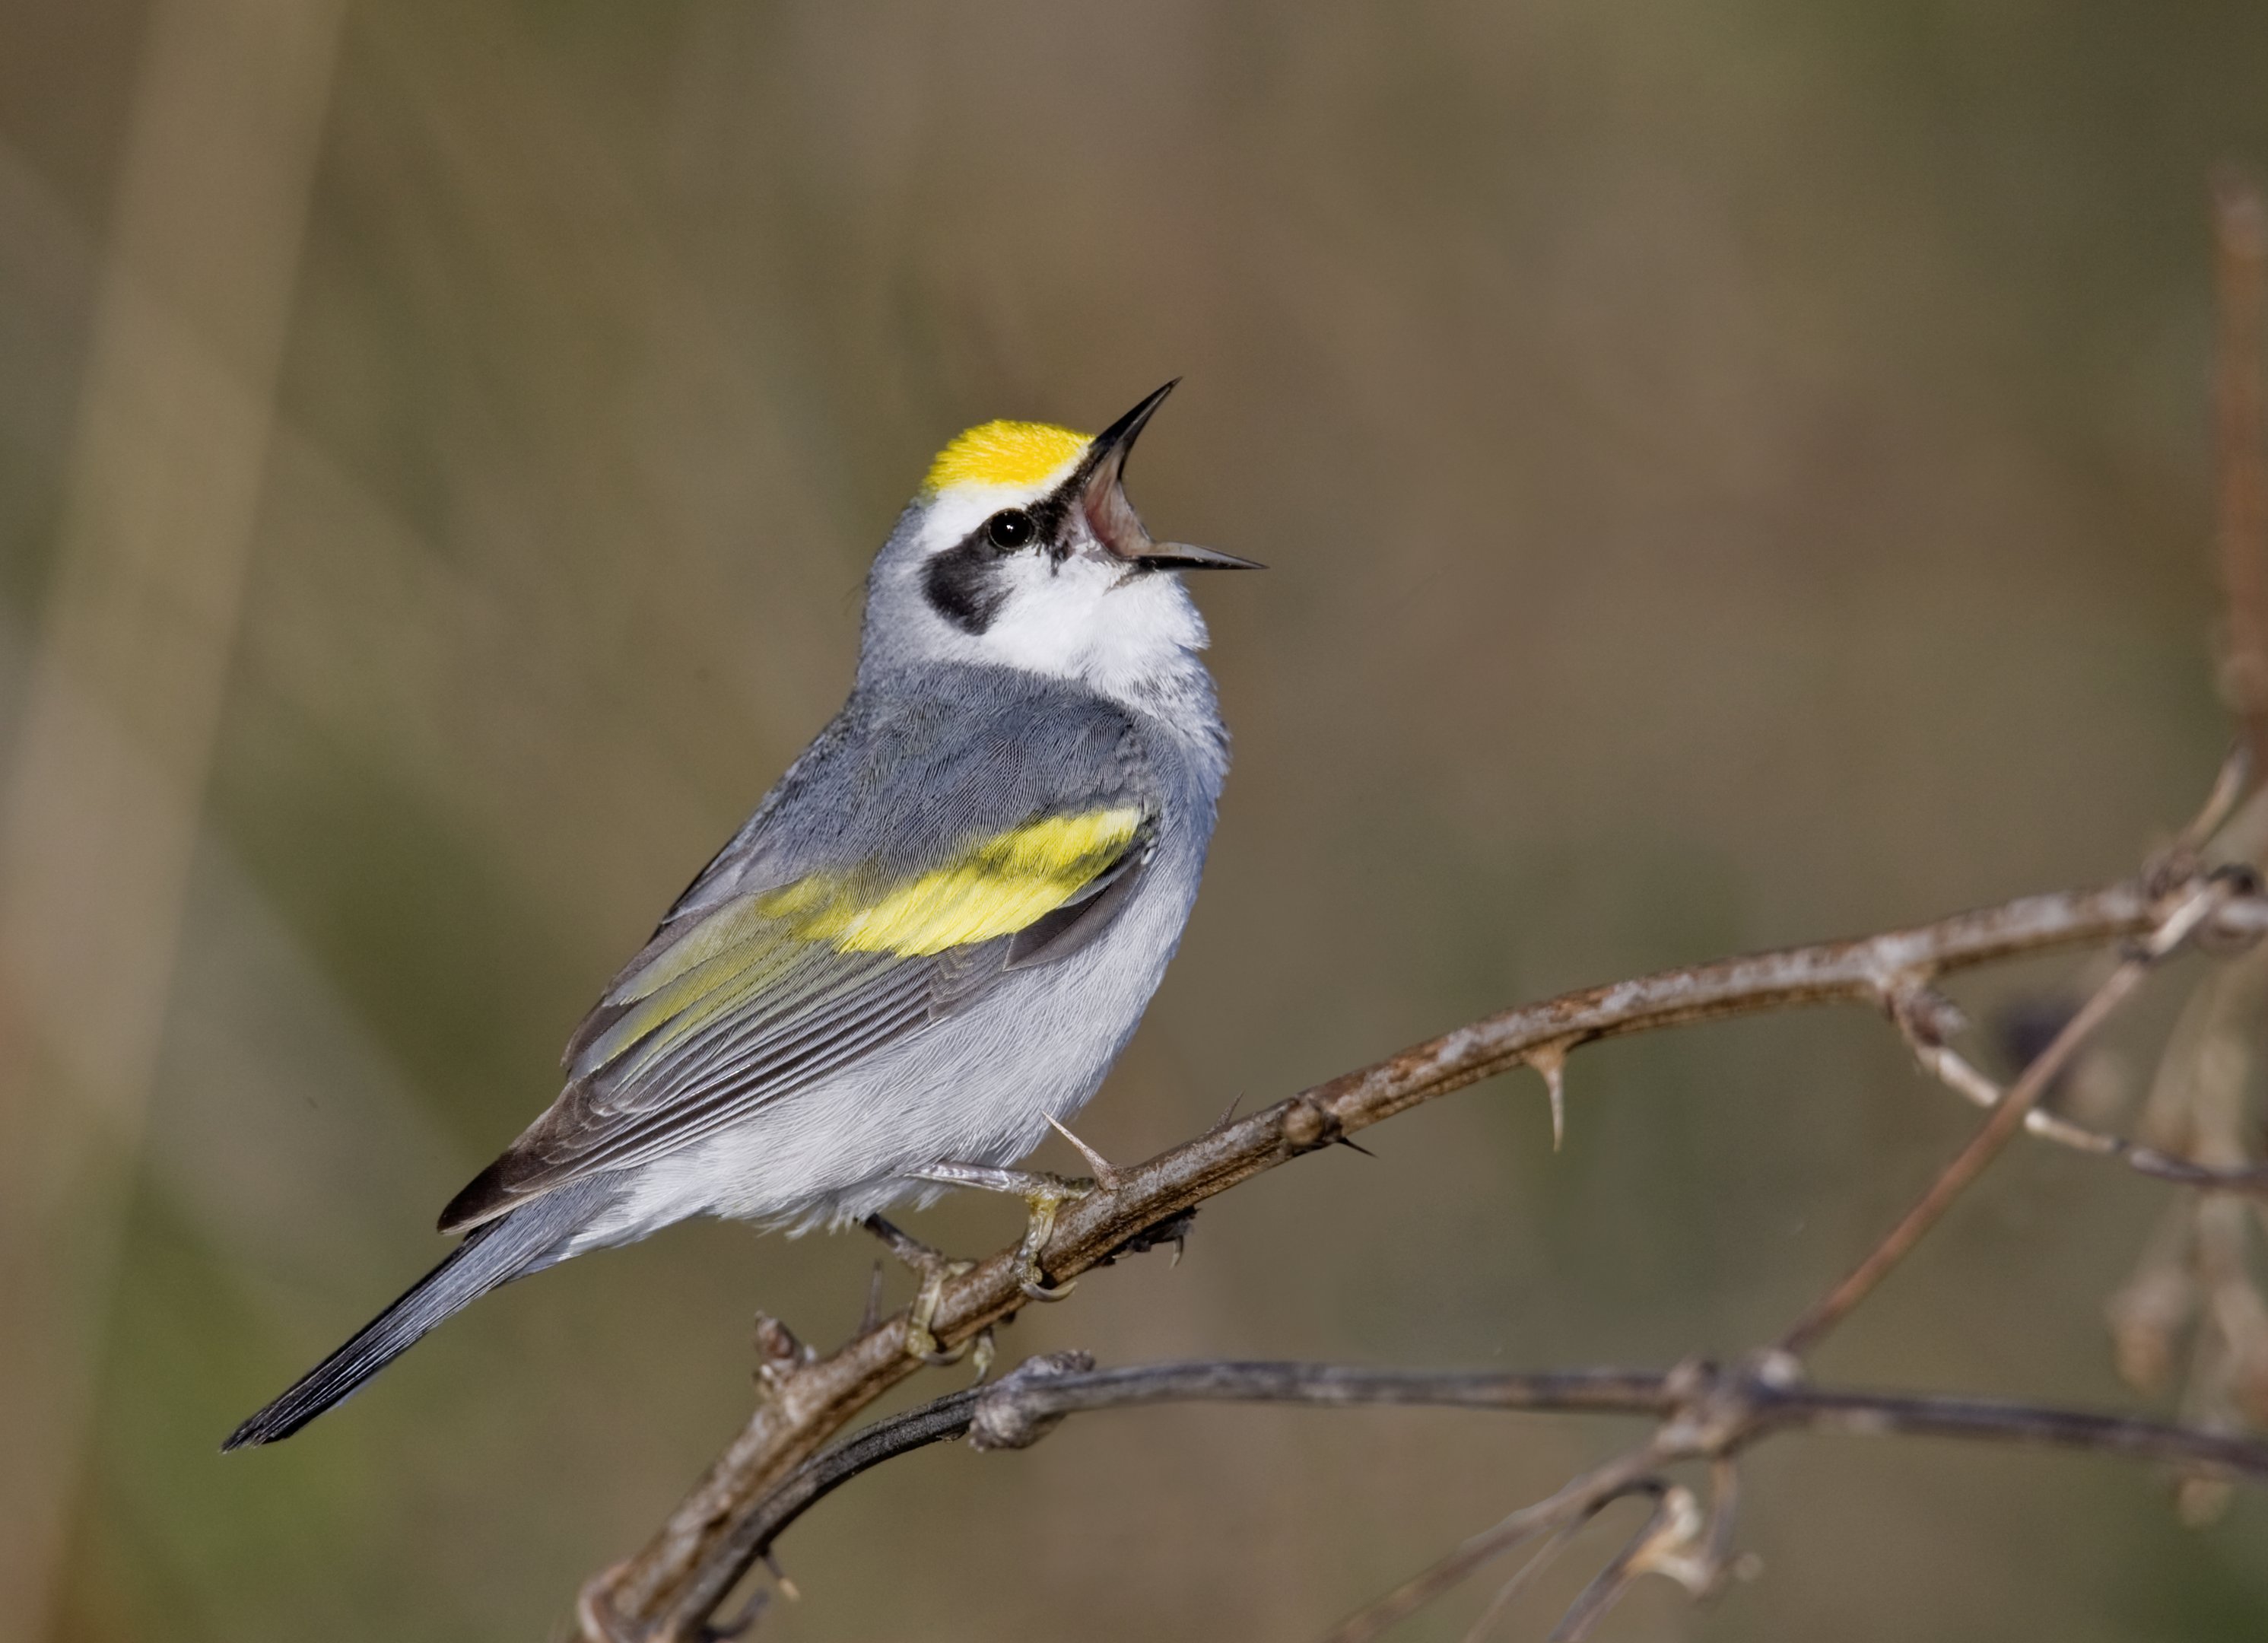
(1078, 381, 1266, 573)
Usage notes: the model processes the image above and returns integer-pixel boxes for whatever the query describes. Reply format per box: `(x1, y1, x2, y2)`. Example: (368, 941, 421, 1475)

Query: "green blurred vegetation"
(5, 1, 2267, 1638)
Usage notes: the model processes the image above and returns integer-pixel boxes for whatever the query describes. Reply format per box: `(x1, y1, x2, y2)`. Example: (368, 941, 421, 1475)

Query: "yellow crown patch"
(923, 419, 1091, 495)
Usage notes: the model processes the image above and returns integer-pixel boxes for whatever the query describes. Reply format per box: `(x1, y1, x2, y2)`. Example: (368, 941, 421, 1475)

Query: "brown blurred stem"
(2217, 169, 2268, 777)
(575, 860, 2268, 1640)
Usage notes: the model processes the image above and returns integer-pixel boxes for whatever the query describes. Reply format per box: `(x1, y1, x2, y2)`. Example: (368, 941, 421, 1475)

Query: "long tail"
(223, 1181, 605, 1450)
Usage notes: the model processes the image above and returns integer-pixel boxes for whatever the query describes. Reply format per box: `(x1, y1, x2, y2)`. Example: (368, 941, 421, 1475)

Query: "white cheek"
(977, 556, 1207, 694)
(979, 557, 1115, 669)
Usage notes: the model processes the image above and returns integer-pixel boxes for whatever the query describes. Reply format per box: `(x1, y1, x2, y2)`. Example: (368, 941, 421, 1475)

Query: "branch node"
(1545, 1481, 1679, 1642)
(1282, 1095, 1340, 1152)
(2197, 866, 2268, 958)
(968, 1351, 1099, 1451)
(2144, 877, 2243, 965)
(1622, 1483, 1713, 1595)
(1749, 1349, 1803, 1392)
(751, 1313, 809, 1398)
(1881, 975, 1965, 1047)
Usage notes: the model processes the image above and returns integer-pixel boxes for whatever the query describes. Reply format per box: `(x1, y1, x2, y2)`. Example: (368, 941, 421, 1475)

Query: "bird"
(224, 380, 1258, 1449)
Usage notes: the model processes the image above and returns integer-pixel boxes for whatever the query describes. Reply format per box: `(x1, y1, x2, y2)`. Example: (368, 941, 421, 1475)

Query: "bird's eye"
(985, 509, 1036, 550)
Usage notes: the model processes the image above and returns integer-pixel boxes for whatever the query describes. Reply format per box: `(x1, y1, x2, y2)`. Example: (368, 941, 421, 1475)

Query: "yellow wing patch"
(759, 806, 1143, 957)
(923, 420, 1091, 496)
(583, 806, 1143, 1080)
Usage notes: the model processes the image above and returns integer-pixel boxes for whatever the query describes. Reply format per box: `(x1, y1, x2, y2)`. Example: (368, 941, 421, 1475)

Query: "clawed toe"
(907, 1161, 1096, 1299)
(859, 1214, 977, 1362)
(906, 1257, 977, 1362)
(1014, 1183, 1084, 1299)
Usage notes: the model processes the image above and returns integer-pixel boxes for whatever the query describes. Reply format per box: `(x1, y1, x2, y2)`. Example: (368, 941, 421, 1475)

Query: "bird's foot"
(909, 1160, 1095, 1301)
(859, 1214, 977, 1365)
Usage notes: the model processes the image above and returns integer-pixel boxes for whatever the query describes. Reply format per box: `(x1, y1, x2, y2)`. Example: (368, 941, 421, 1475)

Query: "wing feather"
(440, 803, 1151, 1232)
(546, 963, 942, 1183)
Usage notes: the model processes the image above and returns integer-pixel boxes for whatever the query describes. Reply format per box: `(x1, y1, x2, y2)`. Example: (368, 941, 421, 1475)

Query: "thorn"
(1047, 1115, 1124, 1190)
(1334, 1135, 1376, 1158)
(859, 1261, 884, 1334)
(1527, 1041, 1571, 1151)
(1215, 1091, 1244, 1130)
(763, 1550, 801, 1603)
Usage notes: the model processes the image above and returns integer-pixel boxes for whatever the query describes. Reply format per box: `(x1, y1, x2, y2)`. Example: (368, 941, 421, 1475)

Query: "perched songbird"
(226, 382, 1256, 1448)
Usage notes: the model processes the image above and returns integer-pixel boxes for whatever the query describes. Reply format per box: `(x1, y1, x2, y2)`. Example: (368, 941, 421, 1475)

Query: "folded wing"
(439, 803, 1148, 1231)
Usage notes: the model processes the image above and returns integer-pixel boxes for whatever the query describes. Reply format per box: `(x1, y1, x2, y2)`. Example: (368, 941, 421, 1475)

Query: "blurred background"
(2, 2, 2266, 1638)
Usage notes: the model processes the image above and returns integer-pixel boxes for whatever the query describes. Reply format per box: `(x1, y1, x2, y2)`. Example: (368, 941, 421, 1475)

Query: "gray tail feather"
(222, 1181, 605, 1451)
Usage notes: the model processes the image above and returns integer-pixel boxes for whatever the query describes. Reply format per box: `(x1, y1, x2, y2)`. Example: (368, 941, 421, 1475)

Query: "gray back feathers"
(665, 662, 1190, 926)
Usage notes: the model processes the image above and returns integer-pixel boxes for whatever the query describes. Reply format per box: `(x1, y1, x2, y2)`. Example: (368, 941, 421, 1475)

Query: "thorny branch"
(574, 837, 2268, 1641)
(1323, 781, 2268, 1641)
(2216, 169, 2268, 772)
(572, 187, 2268, 1641)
